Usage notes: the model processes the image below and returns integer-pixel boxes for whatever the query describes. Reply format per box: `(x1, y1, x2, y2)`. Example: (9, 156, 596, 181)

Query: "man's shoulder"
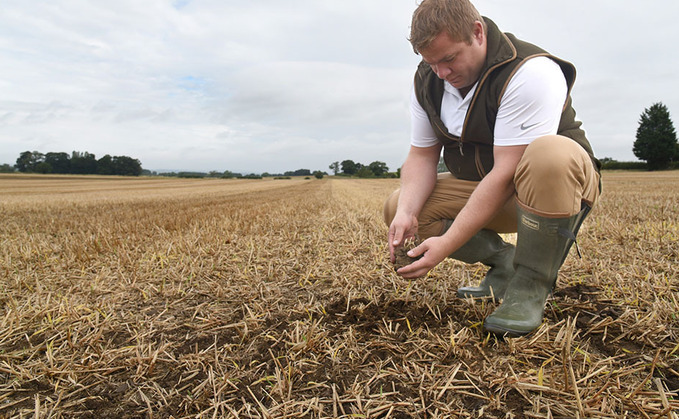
(514, 56, 564, 77)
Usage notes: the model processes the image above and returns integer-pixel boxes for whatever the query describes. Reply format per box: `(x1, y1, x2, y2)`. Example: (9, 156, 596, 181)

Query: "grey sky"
(1, 1, 677, 174)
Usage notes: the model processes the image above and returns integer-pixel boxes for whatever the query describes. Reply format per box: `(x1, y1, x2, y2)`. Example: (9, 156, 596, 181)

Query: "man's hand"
(388, 212, 419, 262)
(386, 144, 441, 263)
(393, 144, 525, 277)
(395, 235, 452, 279)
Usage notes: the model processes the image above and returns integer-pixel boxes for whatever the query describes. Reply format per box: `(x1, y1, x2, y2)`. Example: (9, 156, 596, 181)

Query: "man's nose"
(432, 64, 450, 79)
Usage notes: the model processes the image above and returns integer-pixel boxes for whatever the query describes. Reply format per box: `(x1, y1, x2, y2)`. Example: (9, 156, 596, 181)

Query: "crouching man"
(384, 0, 601, 336)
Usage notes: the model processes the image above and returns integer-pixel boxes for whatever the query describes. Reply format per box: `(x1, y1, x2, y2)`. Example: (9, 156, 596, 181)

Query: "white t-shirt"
(410, 57, 568, 148)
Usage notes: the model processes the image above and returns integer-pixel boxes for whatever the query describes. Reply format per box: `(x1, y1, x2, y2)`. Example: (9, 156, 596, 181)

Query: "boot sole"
(483, 321, 533, 338)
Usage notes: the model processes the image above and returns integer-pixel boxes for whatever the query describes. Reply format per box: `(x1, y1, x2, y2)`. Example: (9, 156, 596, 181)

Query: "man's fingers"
(407, 243, 426, 258)
(391, 228, 404, 247)
(396, 260, 427, 279)
(396, 242, 435, 279)
(389, 228, 405, 251)
(388, 227, 402, 262)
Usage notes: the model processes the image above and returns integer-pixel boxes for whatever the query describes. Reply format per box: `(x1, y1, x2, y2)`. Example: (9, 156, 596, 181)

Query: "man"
(384, 0, 601, 336)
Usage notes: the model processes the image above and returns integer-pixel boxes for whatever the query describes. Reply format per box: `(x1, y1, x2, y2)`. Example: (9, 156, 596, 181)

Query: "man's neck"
(458, 85, 474, 98)
(457, 86, 472, 98)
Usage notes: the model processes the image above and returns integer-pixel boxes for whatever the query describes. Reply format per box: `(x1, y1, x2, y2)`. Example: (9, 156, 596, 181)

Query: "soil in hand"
(393, 237, 422, 271)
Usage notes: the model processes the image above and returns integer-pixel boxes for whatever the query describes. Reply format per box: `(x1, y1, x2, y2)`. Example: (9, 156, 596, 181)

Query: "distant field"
(0, 174, 311, 207)
(0, 172, 677, 418)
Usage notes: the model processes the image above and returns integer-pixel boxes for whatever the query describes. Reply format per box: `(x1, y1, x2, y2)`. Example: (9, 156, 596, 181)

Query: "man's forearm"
(397, 158, 438, 218)
(443, 171, 515, 246)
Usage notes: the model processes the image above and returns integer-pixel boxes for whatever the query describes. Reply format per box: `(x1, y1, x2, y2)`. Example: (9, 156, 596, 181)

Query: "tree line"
(11, 151, 143, 176)
(328, 160, 397, 178)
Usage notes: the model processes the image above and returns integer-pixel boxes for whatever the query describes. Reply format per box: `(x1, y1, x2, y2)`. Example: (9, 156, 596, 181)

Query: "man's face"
(419, 22, 486, 91)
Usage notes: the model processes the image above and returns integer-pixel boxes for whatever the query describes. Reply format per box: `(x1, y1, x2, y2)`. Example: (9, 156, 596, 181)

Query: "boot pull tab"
(557, 228, 581, 259)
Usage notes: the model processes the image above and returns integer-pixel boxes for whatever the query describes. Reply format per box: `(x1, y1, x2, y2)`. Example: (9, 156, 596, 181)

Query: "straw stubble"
(0, 172, 677, 418)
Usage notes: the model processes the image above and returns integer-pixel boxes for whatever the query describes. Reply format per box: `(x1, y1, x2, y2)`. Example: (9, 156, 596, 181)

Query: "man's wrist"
(396, 207, 418, 220)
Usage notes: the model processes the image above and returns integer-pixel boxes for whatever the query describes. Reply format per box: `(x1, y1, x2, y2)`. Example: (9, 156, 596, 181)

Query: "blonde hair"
(409, 0, 484, 53)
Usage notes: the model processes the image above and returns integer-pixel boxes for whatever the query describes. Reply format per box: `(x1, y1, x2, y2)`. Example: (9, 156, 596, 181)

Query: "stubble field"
(0, 172, 677, 418)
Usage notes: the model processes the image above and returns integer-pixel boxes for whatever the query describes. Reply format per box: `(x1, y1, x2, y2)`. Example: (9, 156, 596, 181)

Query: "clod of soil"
(393, 237, 422, 271)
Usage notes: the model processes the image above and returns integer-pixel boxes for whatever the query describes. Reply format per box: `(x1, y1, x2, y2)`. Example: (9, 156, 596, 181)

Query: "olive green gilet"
(414, 17, 601, 181)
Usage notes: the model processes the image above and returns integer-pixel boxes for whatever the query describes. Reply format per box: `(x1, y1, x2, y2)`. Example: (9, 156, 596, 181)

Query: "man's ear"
(472, 20, 485, 45)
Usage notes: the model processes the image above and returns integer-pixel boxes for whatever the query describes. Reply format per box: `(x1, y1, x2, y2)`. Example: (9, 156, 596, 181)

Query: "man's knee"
(515, 135, 599, 216)
(517, 135, 581, 179)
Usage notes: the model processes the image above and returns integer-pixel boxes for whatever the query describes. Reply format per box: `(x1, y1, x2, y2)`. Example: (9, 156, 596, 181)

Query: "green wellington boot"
(448, 228, 516, 302)
(483, 204, 591, 337)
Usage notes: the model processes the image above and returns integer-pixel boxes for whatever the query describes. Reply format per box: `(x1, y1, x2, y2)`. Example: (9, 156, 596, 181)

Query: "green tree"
(45, 152, 71, 174)
(368, 161, 388, 177)
(633, 102, 678, 170)
(15, 151, 31, 172)
(112, 156, 142, 176)
(34, 162, 52, 174)
(329, 161, 339, 175)
(356, 166, 374, 178)
(97, 154, 114, 175)
(0, 164, 15, 173)
(16, 151, 44, 172)
(341, 160, 358, 175)
(313, 170, 324, 179)
(284, 169, 311, 176)
(71, 151, 97, 174)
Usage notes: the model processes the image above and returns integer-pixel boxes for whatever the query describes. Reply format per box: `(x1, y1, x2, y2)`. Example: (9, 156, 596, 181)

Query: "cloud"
(1, 0, 678, 173)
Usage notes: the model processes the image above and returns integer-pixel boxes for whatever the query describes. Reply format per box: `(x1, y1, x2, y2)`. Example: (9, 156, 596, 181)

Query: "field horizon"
(1, 172, 677, 418)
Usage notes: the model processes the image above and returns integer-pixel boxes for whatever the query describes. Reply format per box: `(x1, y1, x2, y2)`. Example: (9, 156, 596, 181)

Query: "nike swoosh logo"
(520, 122, 539, 130)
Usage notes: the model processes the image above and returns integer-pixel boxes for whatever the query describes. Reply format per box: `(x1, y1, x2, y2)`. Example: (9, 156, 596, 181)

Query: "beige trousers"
(383, 135, 601, 239)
